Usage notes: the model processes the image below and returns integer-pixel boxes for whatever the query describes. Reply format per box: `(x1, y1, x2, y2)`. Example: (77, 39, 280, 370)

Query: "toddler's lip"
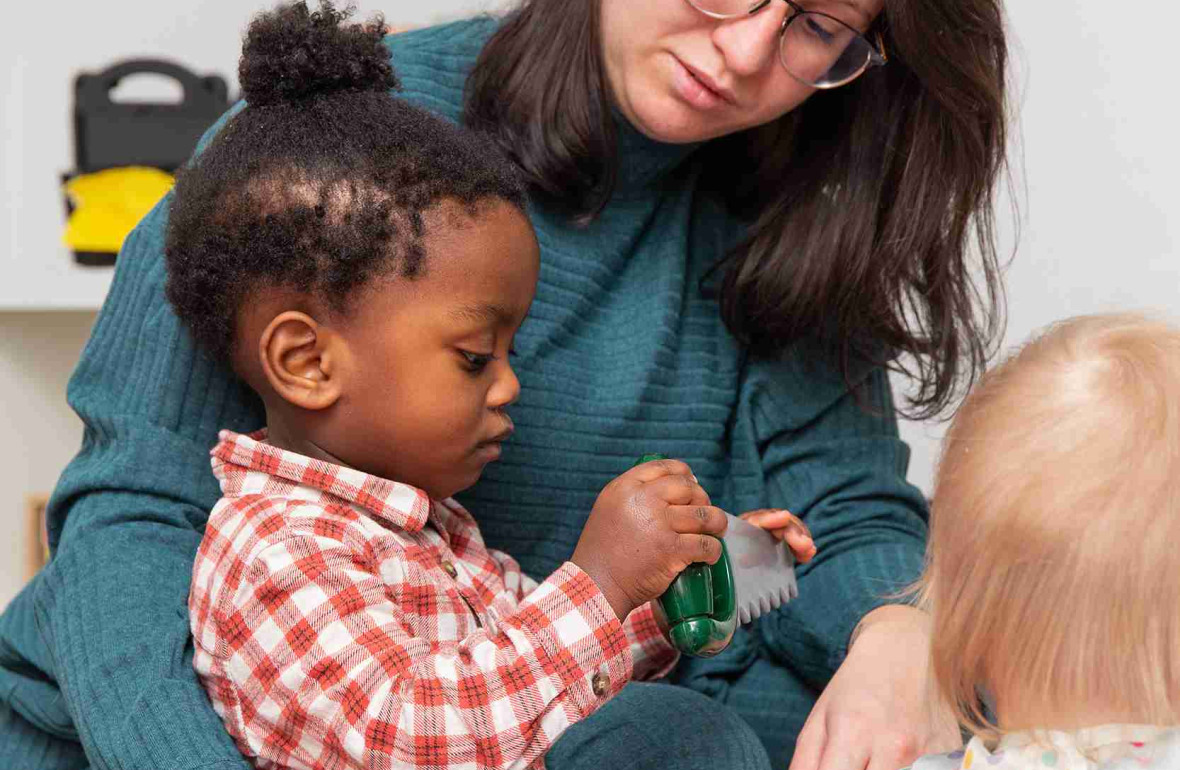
(479, 424, 515, 447)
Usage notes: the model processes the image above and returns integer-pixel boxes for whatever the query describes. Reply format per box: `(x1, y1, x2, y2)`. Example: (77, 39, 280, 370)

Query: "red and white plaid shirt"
(190, 430, 677, 770)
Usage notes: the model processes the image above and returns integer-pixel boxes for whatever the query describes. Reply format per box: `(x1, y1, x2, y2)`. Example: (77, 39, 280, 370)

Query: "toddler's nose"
(488, 363, 520, 408)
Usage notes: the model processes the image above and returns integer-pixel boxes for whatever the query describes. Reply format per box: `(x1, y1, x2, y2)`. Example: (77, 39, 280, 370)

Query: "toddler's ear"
(259, 311, 344, 411)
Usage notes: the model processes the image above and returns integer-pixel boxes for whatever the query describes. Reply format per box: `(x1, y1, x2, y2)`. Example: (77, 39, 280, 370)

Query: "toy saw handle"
(634, 454, 736, 657)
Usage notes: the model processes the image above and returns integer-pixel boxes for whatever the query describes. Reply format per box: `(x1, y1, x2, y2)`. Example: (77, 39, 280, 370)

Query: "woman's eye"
(460, 351, 495, 372)
(803, 15, 838, 44)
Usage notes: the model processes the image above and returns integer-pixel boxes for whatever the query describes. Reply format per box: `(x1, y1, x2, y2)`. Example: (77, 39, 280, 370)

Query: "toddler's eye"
(460, 350, 494, 372)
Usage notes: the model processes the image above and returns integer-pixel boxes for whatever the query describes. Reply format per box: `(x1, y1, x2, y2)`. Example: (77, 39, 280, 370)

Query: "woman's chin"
(624, 97, 740, 145)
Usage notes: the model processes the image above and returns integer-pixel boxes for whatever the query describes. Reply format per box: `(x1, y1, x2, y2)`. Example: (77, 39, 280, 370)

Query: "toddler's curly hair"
(164, 1, 526, 361)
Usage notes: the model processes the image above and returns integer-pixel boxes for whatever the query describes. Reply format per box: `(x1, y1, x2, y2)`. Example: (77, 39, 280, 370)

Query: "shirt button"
(591, 672, 609, 698)
(441, 560, 458, 579)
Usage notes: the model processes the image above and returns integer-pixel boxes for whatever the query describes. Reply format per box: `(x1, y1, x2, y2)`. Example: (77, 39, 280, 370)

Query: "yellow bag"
(62, 166, 174, 255)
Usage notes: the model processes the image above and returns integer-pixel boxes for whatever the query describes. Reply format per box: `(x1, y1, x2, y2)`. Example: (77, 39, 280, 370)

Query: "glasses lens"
(684, 0, 764, 19)
(780, 12, 874, 88)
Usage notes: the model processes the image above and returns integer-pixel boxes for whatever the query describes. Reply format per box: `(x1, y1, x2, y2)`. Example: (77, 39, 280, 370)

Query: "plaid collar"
(210, 429, 433, 532)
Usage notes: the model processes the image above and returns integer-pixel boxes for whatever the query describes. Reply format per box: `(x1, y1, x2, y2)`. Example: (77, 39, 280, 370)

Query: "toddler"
(164, 3, 812, 769)
(907, 313, 1180, 769)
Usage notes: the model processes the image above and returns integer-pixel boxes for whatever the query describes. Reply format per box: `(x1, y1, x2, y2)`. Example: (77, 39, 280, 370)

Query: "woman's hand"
(789, 605, 961, 770)
(740, 508, 817, 563)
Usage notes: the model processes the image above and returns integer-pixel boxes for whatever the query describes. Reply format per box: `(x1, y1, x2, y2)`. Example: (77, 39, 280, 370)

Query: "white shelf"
(0, 243, 114, 312)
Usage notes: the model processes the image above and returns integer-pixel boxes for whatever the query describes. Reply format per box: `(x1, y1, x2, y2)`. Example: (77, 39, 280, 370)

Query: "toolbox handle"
(75, 59, 227, 113)
(73, 58, 230, 172)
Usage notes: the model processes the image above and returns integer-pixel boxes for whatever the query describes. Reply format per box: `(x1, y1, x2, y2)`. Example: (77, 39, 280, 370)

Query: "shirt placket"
(438, 555, 494, 632)
(427, 518, 494, 634)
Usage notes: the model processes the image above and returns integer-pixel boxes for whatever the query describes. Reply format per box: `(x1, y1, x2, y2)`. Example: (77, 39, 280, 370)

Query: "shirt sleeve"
(621, 604, 678, 681)
(744, 346, 929, 686)
(213, 526, 638, 769)
(491, 550, 677, 683)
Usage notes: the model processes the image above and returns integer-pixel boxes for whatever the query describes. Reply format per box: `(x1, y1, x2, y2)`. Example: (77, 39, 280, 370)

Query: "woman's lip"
(674, 57, 737, 107)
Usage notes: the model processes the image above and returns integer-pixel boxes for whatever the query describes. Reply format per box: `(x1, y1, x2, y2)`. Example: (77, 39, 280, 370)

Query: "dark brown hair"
(465, 0, 1011, 418)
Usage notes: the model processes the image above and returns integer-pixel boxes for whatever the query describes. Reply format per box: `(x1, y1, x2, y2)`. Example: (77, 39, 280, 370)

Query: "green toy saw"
(634, 453, 798, 658)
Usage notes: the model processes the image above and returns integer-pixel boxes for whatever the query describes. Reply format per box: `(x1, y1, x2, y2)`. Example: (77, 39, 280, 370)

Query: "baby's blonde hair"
(920, 313, 1180, 737)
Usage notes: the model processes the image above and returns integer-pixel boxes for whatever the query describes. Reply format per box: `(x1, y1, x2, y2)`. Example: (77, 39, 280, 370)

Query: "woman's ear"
(258, 311, 344, 411)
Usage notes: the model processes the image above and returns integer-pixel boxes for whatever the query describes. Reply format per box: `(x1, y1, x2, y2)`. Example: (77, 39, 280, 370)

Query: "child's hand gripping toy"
(635, 454, 800, 657)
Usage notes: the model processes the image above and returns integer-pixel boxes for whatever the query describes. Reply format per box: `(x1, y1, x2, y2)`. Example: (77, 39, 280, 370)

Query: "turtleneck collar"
(611, 111, 702, 192)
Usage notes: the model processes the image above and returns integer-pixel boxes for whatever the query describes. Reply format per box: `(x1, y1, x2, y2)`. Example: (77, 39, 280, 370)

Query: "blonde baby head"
(920, 313, 1180, 737)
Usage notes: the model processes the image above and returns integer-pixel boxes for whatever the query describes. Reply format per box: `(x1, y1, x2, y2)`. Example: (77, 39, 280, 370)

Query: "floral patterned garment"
(906, 726, 1180, 770)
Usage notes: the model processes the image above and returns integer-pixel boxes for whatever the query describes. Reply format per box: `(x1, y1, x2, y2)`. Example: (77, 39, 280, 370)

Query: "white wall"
(0, 313, 95, 607)
(2, 0, 1179, 607)
(896, 1, 1180, 491)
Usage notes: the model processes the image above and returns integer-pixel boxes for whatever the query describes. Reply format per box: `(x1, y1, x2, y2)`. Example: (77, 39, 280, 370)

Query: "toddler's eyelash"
(460, 351, 495, 372)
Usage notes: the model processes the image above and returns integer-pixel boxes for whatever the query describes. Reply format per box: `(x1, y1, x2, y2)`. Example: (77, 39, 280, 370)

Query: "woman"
(0, 0, 1007, 768)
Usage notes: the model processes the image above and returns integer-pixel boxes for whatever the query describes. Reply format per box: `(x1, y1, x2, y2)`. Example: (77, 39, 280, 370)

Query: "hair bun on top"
(238, 1, 399, 107)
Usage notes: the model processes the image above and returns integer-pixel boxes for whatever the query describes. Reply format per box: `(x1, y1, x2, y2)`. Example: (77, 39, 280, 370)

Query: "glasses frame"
(688, 0, 888, 89)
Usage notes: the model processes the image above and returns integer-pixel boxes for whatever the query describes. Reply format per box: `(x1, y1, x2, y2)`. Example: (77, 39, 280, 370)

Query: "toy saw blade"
(723, 513, 798, 625)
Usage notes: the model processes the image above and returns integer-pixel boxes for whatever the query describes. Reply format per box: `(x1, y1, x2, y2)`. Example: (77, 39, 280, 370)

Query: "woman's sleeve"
(31, 104, 260, 770)
(744, 345, 929, 687)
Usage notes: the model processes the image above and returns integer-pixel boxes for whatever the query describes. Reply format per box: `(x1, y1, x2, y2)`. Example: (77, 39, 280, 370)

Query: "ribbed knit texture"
(0, 17, 927, 769)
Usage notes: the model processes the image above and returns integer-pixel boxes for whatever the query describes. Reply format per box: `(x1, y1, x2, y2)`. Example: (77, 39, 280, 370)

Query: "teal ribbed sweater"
(0, 18, 927, 770)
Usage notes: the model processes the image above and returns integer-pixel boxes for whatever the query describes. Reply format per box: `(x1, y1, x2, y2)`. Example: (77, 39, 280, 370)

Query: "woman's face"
(600, 0, 884, 144)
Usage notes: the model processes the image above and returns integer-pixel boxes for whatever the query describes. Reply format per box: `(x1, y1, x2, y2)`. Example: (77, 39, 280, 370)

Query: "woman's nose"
(710, 3, 787, 77)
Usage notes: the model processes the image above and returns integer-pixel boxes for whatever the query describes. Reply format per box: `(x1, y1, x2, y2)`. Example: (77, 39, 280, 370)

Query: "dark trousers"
(1, 622, 815, 770)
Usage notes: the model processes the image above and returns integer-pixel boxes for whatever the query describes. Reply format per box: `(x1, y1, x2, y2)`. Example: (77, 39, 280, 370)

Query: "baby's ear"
(259, 311, 344, 411)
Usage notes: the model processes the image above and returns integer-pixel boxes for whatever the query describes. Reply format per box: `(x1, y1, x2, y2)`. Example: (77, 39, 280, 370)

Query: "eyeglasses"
(684, 0, 887, 89)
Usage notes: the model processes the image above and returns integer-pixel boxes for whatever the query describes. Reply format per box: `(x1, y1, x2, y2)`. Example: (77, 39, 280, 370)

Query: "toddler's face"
(329, 200, 540, 499)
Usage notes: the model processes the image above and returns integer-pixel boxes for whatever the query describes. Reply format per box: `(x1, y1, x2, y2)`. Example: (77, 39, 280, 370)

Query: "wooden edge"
(25, 493, 50, 579)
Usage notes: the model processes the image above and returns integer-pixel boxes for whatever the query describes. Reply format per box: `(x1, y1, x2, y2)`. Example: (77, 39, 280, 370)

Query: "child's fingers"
(741, 508, 809, 536)
(742, 508, 816, 562)
(644, 473, 710, 507)
(773, 527, 817, 563)
(675, 532, 723, 566)
(665, 505, 729, 537)
(627, 457, 695, 484)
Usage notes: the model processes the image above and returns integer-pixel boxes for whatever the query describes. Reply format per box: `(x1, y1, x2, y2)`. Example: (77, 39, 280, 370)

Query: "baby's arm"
(209, 525, 633, 769)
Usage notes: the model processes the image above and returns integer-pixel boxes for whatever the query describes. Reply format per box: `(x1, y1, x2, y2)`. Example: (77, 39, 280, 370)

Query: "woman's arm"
(38, 492, 251, 770)
(30, 106, 262, 769)
(750, 353, 928, 677)
(789, 604, 960, 770)
(745, 348, 958, 769)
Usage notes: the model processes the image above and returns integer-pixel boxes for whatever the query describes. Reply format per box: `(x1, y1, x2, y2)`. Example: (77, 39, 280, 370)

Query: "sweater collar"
(612, 111, 702, 192)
